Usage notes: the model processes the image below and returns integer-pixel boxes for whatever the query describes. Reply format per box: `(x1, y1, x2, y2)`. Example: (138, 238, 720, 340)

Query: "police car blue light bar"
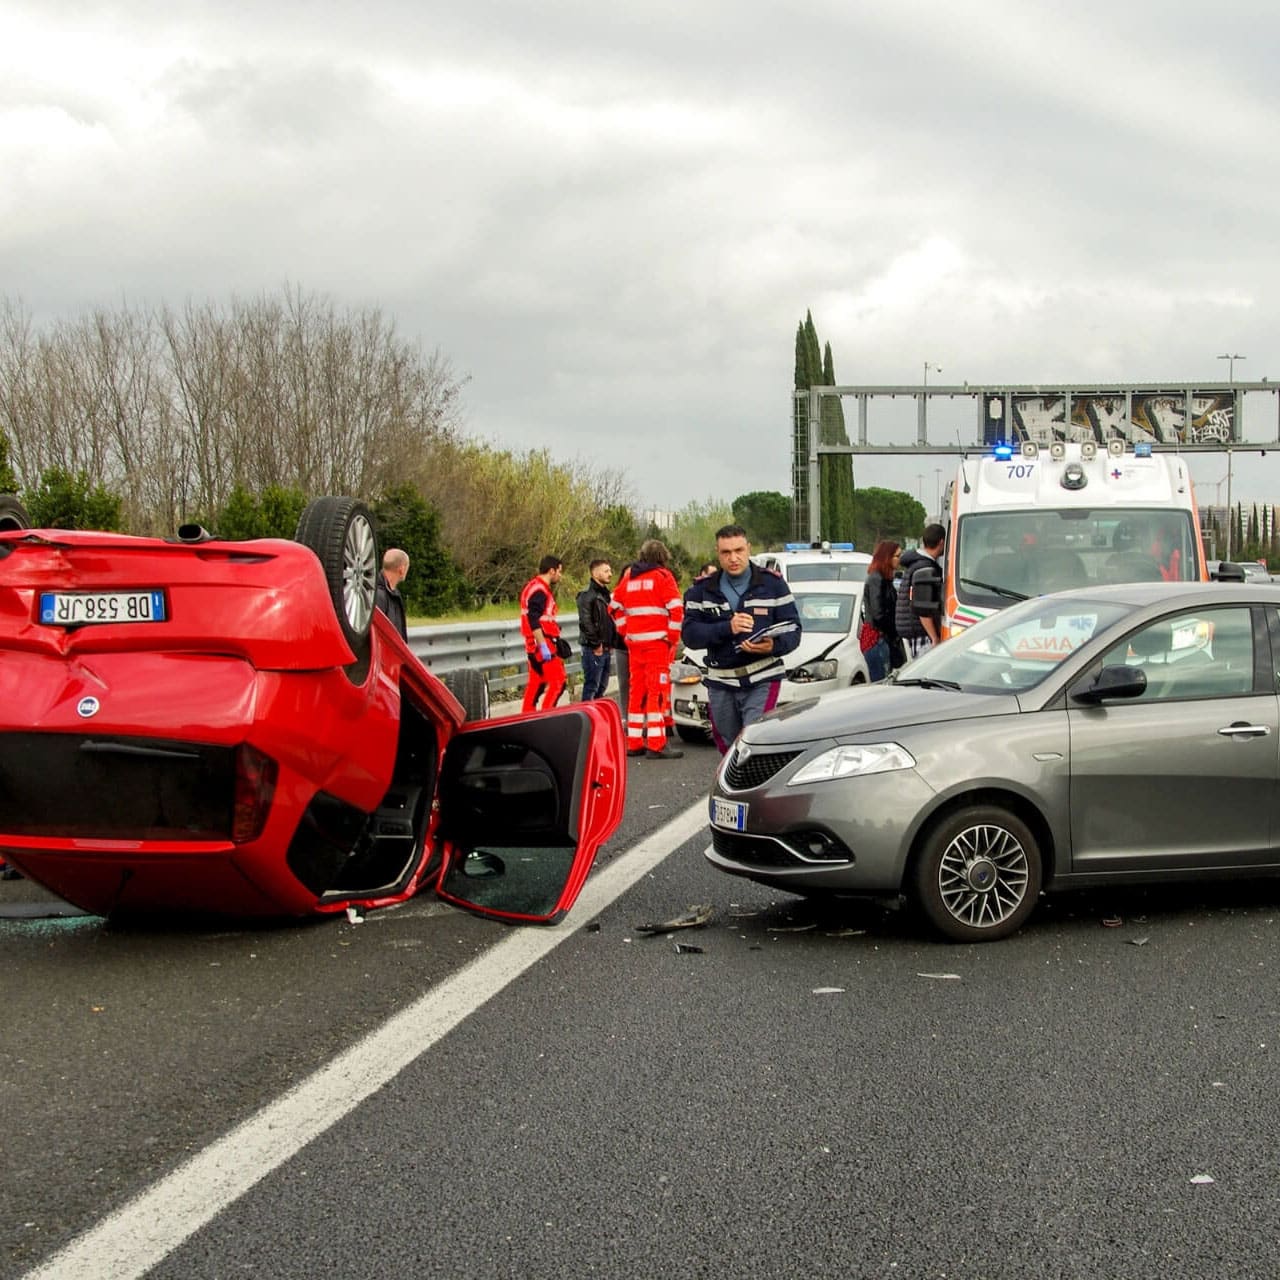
(992, 443, 1015, 461)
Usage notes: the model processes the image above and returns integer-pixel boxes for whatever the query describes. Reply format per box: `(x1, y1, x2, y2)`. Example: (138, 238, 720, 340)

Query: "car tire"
(440, 668, 490, 722)
(294, 497, 378, 681)
(0, 495, 30, 531)
(675, 724, 712, 744)
(913, 805, 1042, 942)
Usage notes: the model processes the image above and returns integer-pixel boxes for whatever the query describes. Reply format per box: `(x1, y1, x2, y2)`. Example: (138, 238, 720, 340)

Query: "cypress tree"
(792, 323, 810, 540)
(793, 312, 854, 543)
(820, 341, 855, 542)
(803, 312, 822, 386)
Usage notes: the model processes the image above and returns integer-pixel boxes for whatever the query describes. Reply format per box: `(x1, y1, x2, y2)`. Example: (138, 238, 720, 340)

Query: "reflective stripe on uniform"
(703, 656, 783, 688)
(742, 591, 794, 609)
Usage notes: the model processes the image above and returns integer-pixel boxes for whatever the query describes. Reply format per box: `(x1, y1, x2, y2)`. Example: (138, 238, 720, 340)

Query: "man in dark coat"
(576, 559, 617, 701)
(374, 548, 410, 640)
(895, 524, 945, 657)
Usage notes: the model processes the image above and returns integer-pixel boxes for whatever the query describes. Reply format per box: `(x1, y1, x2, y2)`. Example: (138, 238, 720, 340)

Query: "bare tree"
(0, 287, 468, 532)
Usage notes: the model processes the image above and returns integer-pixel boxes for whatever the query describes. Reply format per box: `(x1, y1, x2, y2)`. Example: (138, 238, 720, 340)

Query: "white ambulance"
(939, 439, 1209, 640)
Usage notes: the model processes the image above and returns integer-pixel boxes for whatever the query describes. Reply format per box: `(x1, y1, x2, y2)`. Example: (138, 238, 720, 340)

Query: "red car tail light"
(232, 744, 278, 843)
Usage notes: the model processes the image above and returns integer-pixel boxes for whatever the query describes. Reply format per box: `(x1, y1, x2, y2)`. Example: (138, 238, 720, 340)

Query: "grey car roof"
(1026, 581, 1280, 607)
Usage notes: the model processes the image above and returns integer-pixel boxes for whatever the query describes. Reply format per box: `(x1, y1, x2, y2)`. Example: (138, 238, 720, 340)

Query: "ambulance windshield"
(955, 508, 1199, 605)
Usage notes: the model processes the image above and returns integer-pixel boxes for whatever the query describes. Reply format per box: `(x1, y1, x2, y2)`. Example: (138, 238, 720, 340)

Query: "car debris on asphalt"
(634, 904, 713, 934)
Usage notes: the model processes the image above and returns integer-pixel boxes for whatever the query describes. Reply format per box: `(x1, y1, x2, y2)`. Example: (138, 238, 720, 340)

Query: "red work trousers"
(522, 653, 566, 713)
(626, 641, 672, 752)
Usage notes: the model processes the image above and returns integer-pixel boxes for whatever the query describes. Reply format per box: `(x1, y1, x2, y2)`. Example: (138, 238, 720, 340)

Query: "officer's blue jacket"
(681, 566, 801, 689)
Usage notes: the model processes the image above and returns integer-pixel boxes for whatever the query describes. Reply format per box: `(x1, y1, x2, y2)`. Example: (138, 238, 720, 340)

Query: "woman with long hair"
(861, 539, 902, 681)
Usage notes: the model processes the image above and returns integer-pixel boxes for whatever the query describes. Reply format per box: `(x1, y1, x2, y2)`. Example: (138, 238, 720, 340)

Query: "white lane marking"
(22, 801, 710, 1280)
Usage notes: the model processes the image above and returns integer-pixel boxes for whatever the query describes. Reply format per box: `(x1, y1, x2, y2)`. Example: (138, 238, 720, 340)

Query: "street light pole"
(1225, 447, 1234, 561)
(1218, 352, 1245, 383)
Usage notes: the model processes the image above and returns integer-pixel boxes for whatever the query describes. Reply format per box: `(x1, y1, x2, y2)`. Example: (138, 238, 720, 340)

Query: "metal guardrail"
(407, 616, 583, 698)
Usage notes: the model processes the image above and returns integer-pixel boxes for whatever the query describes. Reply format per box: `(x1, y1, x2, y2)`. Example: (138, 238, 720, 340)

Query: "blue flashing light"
(992, 443, 1015, 461)
(782, 541, 857, 553)
(1134, 442, 1153, 458)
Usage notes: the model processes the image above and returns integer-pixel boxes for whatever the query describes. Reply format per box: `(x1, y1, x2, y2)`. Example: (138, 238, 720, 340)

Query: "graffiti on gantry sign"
(984, 392, 1237, 446)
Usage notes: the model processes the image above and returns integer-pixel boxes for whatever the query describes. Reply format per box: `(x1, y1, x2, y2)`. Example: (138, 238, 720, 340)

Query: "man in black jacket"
(374, 548, 409, 640)
(895, 524, 945, 657)
(576, 559, 616, 701)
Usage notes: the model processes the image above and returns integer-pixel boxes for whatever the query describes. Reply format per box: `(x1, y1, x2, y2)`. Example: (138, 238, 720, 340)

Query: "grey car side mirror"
(1072, 664, 1148, 704)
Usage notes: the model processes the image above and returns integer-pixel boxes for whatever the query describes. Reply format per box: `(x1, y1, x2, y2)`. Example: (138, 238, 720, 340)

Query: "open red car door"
(432, 700, 625, 924)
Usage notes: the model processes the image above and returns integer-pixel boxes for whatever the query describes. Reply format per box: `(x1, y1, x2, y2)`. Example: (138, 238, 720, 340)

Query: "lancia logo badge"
(735, 742, 751, 764)
(76, 696, 100, 718)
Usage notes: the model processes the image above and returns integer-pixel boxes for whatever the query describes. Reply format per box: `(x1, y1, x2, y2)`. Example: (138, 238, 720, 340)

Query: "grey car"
(706, 581, 1280, 942)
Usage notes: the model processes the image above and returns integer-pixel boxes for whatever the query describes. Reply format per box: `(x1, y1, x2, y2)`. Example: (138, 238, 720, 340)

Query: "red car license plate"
(39, 590, 167, 626)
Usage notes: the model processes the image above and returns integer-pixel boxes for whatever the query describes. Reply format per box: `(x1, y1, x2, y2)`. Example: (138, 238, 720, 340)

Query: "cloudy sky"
(5, 0, 1279, 518)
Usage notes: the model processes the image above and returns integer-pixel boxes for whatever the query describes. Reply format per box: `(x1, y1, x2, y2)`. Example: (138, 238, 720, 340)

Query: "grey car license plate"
(40, 590, 166, 626)
(710, 797, 747, 831)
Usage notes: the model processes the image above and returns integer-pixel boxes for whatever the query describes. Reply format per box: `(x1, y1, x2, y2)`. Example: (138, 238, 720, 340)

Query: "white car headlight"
(670, 662, 704, 685)
(788, 742, 915, 785)
(788, 660, 839, 683)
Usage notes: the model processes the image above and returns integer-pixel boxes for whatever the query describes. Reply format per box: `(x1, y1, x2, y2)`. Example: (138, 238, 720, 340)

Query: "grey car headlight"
(789, 659, 839, 683)
(788, 742, 916, 785)
(670, 662, 704, 685)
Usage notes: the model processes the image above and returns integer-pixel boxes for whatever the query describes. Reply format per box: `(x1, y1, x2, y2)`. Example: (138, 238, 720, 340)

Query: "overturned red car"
(0, 497, 625, 923)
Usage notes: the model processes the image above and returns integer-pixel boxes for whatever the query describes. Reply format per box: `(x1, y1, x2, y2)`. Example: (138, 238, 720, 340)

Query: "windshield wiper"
(893, 676, 963, 691)
(959, 576, 1029, 601)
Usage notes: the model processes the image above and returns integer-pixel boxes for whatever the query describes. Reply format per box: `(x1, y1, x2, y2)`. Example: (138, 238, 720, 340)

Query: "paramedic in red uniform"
(613, 539, 684, 759)
(519, 555, 567, 712)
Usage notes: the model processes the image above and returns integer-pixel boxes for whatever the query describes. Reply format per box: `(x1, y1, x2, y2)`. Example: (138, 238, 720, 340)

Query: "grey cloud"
(163, 59, 382, 146)
(3, 0, 1280, 512)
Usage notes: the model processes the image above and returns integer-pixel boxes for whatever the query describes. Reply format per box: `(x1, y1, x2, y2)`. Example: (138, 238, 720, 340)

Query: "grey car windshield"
(955, 508, 1199, 603)
(899, 595, 1133, 693)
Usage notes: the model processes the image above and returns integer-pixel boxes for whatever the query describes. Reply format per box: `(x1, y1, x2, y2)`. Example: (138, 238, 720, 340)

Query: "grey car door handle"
(1217, 723, 1271, 737)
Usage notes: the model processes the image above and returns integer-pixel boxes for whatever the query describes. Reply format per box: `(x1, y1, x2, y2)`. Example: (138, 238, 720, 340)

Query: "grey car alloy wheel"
(915, 805, 1042, 942)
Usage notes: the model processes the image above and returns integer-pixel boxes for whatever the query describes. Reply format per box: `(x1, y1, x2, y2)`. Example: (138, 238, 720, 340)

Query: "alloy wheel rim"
(937, 823, 1029, 930)
(343, 515, 377, 632)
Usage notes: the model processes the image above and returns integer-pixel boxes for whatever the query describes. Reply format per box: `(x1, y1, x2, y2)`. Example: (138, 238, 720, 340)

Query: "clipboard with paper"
(733, 619, 799, 652)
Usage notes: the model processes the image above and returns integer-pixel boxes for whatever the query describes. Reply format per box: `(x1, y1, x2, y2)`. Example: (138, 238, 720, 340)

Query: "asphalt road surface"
(4, 735, 1280, 1279)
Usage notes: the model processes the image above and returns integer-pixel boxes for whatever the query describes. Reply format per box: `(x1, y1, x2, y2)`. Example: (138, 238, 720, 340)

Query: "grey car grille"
(724, 749, 801, 791)
(711, 827, 852, 867)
